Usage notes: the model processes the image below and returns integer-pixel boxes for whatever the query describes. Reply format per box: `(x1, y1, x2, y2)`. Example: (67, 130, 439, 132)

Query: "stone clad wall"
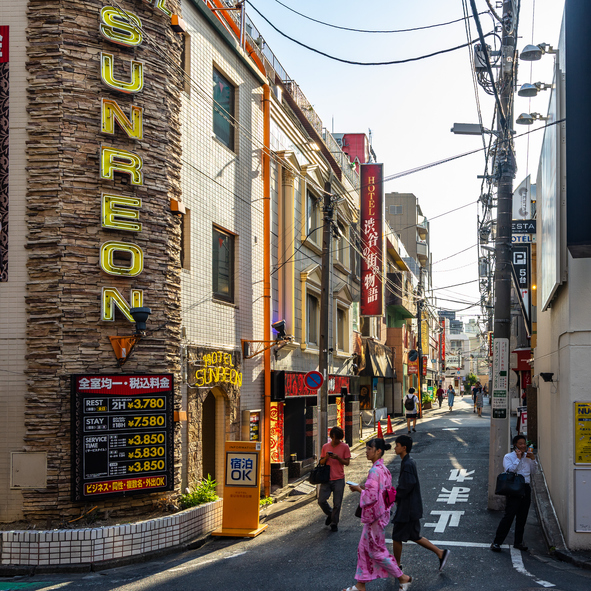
(24, 0, 183, 521)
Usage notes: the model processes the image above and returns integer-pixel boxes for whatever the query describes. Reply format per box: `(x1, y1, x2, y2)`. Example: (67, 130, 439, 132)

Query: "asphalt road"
(2, 397, 591, 591)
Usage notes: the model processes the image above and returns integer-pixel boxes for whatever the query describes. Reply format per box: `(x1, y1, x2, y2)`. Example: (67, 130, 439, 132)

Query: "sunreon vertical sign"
(360, 163, 383, 316)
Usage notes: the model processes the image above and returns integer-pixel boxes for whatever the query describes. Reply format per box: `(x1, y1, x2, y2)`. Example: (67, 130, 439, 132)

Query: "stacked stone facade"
(20, 0, 183, 520)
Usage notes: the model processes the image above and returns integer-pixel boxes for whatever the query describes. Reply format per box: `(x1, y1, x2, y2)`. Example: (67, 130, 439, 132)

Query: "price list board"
(71, 374, 174, 501)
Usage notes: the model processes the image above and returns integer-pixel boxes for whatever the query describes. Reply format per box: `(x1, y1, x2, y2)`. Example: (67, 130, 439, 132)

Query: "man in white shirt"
(491, 435, 537, 552)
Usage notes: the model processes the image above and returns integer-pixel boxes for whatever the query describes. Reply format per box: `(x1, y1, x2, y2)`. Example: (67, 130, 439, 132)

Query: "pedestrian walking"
(436, 385, 444, 409)
(447, 385, 455, 411)
(475, 387, 484, 416)
(391, 435, 450, 573)
(491, 435, 537, 552)
(404, 388, 420, 433)
(344, 439, 413, 591)
(318, 426, 351, 532)
(472, 381, 482, 413)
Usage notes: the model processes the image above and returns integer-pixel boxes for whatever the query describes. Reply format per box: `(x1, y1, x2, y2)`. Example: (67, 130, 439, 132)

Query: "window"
(213, 68, 234, 149)
(336, 307, 346, 351)
(180, 208, 191, 270)
(212, 226, 234, 302)
(306, 190, 320, 243)
(307, 293, 319, 346)
(334, 222, 347, 267)
(389, 205, 402, 215)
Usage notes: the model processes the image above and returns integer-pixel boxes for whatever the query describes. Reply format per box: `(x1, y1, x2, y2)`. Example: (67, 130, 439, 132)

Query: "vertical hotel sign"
(0, 26, 8, 282)
(360, 164, 383, 316)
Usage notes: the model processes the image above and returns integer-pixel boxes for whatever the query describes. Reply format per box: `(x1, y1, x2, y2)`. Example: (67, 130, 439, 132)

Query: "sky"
(247, 0, 565, 326)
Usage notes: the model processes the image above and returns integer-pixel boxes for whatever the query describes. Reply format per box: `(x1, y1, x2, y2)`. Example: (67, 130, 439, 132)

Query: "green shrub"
(259, 496, 274, 508)
(179, 475, 218, 509)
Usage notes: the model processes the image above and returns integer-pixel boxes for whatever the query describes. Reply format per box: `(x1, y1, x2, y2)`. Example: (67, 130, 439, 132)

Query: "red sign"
(423, 355, 428, 376)
(0, 27, 9, 64)
(440, 322, 446, 359)
(284, 372, 349, 397)
(408, 358, 418, 375)
(360, 163, 383, 316)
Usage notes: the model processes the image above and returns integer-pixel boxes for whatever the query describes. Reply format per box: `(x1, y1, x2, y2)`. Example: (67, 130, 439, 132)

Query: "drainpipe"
(263, 83, 271, 497)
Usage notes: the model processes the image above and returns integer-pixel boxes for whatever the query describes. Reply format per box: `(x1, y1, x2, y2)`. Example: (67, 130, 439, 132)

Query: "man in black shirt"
(391, 435, 450, 572)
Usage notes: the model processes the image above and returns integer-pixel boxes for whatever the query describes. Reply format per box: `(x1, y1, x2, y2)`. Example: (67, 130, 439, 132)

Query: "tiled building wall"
(0, 1, 28, 522)
(179, 0, 264, 469)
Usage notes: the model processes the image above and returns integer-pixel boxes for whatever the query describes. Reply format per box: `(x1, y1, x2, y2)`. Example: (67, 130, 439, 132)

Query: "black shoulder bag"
(309, 462, 330, 485)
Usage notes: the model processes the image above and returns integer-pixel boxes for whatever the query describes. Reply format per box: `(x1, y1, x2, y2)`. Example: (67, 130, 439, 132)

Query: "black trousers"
(493, 484, 531, 545)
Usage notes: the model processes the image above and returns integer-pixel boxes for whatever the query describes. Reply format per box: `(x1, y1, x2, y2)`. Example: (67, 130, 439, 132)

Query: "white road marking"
(424, 510, 465, 532)
(386, 539, 510, 548)
(442, 428, 459, 431)
(449, 468, 474, 482)
(436, 487, 471, 504)
(510, 546, 555, 587)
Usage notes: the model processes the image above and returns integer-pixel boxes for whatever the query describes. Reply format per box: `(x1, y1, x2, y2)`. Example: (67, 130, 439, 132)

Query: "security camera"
(540, 372, 554, 383)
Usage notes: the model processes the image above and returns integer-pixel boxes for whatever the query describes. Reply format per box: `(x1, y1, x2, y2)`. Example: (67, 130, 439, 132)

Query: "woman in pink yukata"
(344, 438, 413, 591)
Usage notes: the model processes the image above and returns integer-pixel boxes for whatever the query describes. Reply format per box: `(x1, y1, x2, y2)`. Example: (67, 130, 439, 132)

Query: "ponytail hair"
(366, 438, 392, 456)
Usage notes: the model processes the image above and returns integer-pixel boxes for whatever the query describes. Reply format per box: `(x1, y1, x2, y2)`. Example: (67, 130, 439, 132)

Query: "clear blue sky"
(248, 0, 564, 322)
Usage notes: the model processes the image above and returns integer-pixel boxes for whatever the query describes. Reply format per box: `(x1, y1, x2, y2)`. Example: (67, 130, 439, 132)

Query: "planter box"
(422, 402, 432, 410)
(0, 499, 223, 567)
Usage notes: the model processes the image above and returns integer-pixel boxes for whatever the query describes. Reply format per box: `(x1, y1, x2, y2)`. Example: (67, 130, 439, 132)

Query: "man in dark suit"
(391, 435, 450, 572)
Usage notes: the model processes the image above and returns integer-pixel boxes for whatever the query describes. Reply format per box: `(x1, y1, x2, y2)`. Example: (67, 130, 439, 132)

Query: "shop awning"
(363, 339, 395, 378)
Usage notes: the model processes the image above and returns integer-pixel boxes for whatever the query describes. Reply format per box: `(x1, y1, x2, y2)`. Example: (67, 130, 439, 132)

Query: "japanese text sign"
(360, 163, 383, 316)
(71, 373, 174, 501)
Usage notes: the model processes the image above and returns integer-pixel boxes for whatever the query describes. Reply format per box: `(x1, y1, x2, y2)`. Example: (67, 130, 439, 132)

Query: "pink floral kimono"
(355, 458, 403, 583)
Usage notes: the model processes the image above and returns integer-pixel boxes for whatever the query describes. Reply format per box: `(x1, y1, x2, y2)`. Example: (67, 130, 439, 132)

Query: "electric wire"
(249, 2, 495, 66)
(266, 0, 489, 34)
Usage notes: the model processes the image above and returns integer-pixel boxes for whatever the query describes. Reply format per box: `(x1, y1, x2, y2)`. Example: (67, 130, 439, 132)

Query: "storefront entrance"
(283, 397, 306, 462)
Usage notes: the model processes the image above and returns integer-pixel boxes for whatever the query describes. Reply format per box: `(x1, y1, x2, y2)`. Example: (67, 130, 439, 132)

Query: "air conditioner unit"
(531, 375, 539, 388)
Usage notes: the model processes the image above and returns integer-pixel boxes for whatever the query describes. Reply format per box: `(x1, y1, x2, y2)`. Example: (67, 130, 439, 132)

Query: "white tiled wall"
(0, 0, 29, 522)
(0, 499, 222, 566)
(179, 0, 265, 413)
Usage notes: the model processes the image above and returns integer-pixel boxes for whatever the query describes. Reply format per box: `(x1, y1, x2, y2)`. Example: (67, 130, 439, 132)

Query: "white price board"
(492, 338, 509, 419)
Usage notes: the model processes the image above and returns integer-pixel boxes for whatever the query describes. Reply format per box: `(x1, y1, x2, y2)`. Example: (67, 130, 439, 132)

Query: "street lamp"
(517, 82, 553, 97)
(519, 43, 556, 61)
(516, 112, 549, 126)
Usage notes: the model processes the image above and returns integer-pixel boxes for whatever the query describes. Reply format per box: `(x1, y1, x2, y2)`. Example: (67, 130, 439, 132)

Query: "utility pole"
(416, 267, 423, 418)
(318, 178, 333, 460)
(487, 0, 517, 510)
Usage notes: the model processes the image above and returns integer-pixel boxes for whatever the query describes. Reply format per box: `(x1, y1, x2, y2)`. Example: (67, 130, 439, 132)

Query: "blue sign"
(304, 371, 323, 390)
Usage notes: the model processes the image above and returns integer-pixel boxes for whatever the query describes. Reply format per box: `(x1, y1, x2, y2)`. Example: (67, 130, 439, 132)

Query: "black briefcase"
(495, 471, 526, 497)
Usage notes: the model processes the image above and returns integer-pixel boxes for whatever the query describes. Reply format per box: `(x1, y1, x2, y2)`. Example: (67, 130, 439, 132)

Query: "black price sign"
(72, 374, 174, 501)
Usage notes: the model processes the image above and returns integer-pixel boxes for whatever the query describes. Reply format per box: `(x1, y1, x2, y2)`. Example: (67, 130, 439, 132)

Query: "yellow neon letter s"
(100, 241, 144, 277)
(101, 52, 144, 94)
(101, 99, 143, 140)
(102, 193, 142, 232)
(100, 7, 143, 47)
(100, 146, 143, 185)
(102, 287, 143, 321)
